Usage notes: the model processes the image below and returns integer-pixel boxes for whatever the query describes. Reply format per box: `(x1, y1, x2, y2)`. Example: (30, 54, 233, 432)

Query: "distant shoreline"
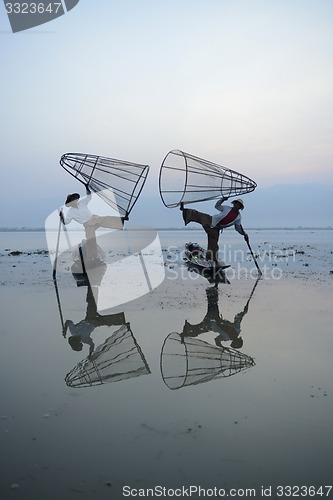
(0, 227, 332, 232)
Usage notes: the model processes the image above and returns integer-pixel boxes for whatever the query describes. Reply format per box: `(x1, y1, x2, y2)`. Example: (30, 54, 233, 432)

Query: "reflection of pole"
(246, 276, 260, 307)
(52, 212, 62, 279)
(52, 208, 70, 336)
(78, 244, 87, 274)
(53, 278, 66, 337)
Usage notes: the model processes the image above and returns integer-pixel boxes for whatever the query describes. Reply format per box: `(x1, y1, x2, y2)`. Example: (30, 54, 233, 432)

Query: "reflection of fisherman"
(66, 319, 95, 355)
(181, 197, 248, 264)
(59, 184, 129, 260)
(64, 286, 125, 356)
(182, 285, 251, 349)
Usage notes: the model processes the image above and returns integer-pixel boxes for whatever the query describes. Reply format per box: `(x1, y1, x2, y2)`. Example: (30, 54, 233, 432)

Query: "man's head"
(68, 336, 83, 351)
(231, 337, 244, 349)
(65, 193, 80, 207)
(232, 199, 244, 211)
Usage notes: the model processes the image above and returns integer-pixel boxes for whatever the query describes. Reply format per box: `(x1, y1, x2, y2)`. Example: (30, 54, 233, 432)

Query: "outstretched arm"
(81, 189, 92, 206)
(214, 196, 229, 211)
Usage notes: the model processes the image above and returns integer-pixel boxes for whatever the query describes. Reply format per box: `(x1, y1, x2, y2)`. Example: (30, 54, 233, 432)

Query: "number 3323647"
(5, 3, 63, 14)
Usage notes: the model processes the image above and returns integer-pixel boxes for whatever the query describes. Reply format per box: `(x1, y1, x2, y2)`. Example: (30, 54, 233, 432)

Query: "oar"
(52, 210, 62, 279)
(241, 225, 262, 277)
(60, 210, 71, 249)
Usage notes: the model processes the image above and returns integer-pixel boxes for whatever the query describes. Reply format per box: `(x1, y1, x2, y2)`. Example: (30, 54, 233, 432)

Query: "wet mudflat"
(0, 230, 332, 499)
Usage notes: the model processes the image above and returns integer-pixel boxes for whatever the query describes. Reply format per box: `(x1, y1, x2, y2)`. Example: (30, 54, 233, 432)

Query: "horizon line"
(0, 226, 332, 232)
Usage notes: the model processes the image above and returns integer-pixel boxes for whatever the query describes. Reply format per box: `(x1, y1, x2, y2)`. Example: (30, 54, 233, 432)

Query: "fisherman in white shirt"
(60, 184, 128, 261)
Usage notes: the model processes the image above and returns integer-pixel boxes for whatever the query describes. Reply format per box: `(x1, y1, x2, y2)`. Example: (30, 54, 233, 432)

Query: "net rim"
(159, 149, 188, 209)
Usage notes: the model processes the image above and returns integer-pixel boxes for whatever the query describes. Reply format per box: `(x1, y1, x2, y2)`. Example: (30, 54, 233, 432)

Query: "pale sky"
(1, 0, 332, 227)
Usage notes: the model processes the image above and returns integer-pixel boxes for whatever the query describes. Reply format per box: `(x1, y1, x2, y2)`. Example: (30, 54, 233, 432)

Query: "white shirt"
(65, 194, 92, 225)
(211, 198, 244, 235)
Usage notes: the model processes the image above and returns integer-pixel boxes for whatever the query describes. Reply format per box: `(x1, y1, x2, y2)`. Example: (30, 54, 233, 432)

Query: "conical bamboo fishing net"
(60, 152, 149, 216)
(159, 150, 257, 208)
(160, 332, 255, 390)
(65, 324, 150, 388)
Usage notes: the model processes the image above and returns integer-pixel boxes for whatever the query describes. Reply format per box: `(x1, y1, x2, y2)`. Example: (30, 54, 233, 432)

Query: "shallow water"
(0, 230, 332, 499)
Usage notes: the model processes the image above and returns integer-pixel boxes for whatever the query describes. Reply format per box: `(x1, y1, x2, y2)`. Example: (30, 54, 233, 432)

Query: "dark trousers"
(183, 208, 220, 262)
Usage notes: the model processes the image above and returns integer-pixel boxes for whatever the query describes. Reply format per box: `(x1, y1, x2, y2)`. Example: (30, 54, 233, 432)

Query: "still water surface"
(0, 230, 332, 499)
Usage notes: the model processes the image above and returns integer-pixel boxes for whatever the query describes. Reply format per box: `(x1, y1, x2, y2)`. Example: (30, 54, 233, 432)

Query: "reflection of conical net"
(159, 150, 257, 208)
(65, 324, 150, 388)
(160, 333, 255, 390)
(60, 153, 149, 216)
